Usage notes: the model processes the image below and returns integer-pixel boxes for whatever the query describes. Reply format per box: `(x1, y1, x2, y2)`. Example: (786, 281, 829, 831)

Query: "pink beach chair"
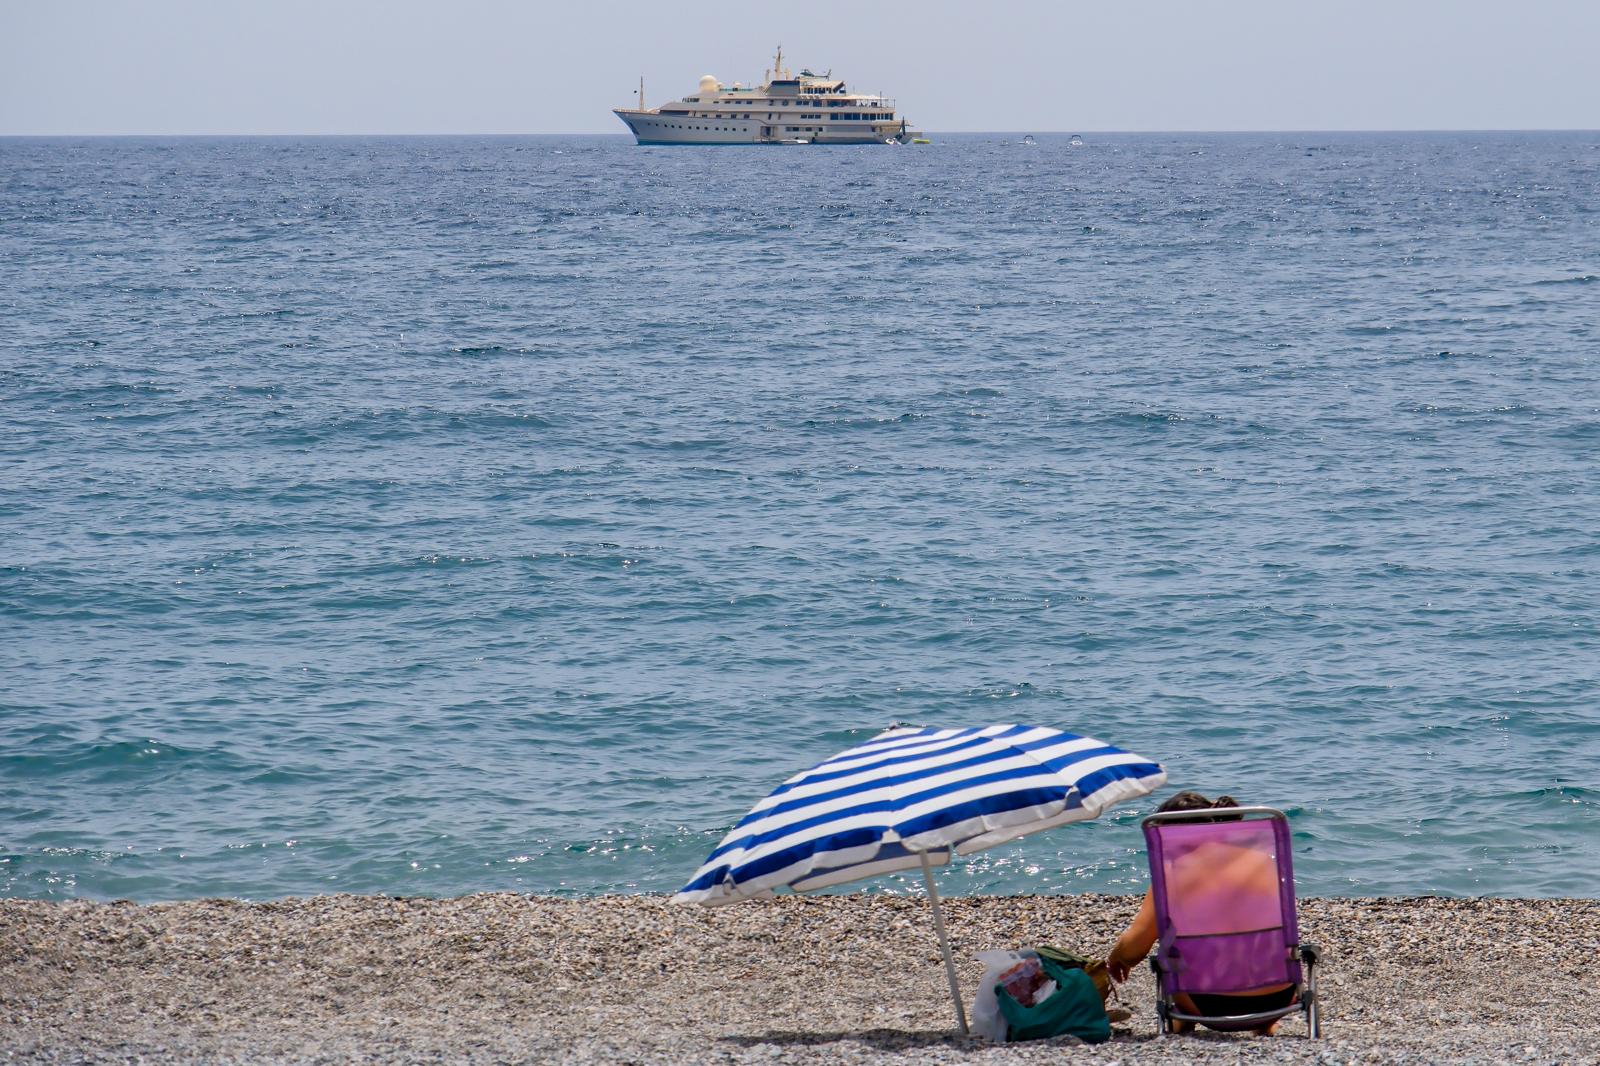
(1142, 806, 1322, 1038)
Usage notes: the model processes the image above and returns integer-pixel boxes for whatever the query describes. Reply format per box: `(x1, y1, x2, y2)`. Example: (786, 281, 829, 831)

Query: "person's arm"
(1106, 887, 1157, 982)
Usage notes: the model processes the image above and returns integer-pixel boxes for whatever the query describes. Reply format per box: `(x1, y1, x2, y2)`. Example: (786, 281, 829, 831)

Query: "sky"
(2, 0, 1597, 135)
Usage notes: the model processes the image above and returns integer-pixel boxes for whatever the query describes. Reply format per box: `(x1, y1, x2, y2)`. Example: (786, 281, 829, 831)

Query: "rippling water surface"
(2, 133, 1597, 901)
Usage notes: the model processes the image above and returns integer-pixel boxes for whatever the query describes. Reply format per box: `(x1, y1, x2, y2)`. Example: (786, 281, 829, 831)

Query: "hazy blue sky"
(3, 0, 1597, 134)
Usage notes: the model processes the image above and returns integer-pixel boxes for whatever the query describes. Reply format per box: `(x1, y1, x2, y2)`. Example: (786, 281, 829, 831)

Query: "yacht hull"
(614, 109, 905, 146)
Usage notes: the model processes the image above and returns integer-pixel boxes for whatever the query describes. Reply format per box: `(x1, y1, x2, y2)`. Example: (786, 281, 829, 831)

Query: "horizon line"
(3, 127, 1598, 138)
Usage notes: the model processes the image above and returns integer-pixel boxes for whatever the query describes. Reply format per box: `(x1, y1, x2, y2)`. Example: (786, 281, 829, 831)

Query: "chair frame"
(1142, 806, 1322, 1039)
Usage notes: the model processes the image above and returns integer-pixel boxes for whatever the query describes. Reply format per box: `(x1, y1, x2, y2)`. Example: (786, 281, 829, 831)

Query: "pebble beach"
(3, 893, 1595, 1064)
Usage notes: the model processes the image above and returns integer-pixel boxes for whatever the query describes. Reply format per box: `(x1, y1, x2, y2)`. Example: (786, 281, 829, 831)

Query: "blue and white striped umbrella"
(674, 723, 1166, 1033)
(677, 723, 1166, 904)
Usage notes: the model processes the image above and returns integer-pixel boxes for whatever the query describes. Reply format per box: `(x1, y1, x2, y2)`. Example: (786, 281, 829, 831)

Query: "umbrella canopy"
(673, 723, 1165, 1034)
(676, 723, 1166, 906)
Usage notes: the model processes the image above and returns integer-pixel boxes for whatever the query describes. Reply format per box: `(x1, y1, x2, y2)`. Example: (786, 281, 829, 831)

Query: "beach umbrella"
(674, 723, 1166, 1034)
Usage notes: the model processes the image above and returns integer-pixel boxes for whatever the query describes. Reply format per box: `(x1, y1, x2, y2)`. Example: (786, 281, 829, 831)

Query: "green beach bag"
(994, 957, 1112, 1044)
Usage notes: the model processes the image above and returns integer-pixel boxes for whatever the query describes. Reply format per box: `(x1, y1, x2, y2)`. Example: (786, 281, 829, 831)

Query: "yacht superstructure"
(614, 47, 919, 146)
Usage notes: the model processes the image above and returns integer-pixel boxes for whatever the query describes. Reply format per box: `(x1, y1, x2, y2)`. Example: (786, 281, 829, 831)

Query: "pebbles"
(2, 894, 1596, 1064)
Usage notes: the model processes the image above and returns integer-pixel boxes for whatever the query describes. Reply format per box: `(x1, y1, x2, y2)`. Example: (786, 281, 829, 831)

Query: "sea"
(2, 132, 1596, 903)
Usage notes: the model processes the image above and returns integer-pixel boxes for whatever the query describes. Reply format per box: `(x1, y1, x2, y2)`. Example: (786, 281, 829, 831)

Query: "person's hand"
(1106, 943, 1138, 983)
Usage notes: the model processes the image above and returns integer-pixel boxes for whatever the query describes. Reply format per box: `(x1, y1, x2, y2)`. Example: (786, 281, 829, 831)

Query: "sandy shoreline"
(2, 893, 1596, 1064)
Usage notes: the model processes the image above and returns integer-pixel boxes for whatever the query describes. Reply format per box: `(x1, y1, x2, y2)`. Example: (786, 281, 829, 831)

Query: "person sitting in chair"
(1106, 791, 1298, 1035)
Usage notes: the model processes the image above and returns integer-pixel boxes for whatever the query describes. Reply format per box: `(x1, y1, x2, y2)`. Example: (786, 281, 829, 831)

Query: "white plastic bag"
(970, 949, 1037, 1042)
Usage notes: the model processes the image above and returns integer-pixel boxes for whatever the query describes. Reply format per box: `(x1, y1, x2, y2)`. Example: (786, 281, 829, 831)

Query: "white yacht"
(614, 47, 920, 146)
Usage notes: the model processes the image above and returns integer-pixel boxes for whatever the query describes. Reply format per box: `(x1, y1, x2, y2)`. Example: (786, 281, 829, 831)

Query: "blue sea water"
(1, 132, 1597, 903)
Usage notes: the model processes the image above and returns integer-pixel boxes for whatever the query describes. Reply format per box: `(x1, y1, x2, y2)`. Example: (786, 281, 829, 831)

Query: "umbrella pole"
(919, 849, 969, 1036)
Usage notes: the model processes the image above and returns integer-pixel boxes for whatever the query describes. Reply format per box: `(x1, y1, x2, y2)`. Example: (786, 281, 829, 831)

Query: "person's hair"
(1155, 790, 1243, 821)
